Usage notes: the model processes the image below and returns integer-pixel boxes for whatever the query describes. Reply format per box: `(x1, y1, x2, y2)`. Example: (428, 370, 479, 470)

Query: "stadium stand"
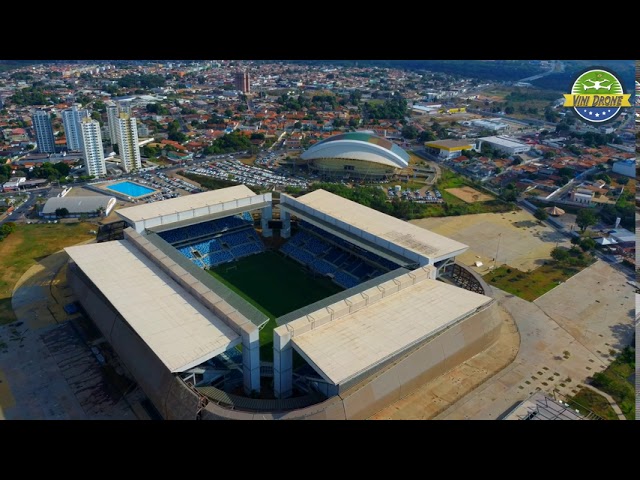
(167, 214, 264, 269)
(279, 224, 400, 289)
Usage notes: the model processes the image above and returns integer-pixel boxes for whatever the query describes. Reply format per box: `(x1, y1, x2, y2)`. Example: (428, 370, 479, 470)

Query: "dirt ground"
(370, 304, 519, 420)
(445, 187, 494, 203)
(411, 210, 571, 273)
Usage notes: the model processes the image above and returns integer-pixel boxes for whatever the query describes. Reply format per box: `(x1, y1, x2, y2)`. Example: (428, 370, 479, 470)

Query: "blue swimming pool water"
(107, 181, 156, 198)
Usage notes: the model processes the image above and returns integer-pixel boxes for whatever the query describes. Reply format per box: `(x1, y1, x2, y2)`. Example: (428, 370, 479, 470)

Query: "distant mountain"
(286, 60, 546, 82)
(531, 60, 635, 92)
(285, 60, 636, 92)
(0, 60, 59, 72)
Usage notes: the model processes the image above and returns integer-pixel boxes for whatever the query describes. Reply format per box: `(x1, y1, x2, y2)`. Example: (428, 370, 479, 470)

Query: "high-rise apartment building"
(62, 105, 89, 152)
(80, 117, 106, 177)
(234, 71, 250, 93)
(116, 113, 141, 173)
(32, 110, 56, 154)
(106, 102, 119, 145)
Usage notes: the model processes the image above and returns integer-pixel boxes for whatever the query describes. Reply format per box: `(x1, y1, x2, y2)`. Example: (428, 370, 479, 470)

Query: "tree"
(558, 167, 574, 177)
(534, 208, 548, 222)
(55, 208, 69, 218)
(579, 237, 596, 252)
(500, 185, 518, 202)
(418, 130, 436, 142)
(576, 208, 597, 232)
(504, 105, 515, 115)
(480, 142, 494, 158)
(550, 247, 570, 262)
(401, 125, 418, 140)
(0, 222, 16, 235)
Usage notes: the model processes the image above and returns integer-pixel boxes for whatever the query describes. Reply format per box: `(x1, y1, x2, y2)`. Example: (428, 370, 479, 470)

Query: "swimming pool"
(107, 181, 156, 198)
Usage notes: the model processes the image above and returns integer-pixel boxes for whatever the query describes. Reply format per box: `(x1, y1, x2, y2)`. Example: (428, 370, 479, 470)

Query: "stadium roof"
(300, 132, 410, 168)
(65, 240, 241, 373)
(283, 189, 468, 262)
(42, 196, 116, 215)
(115, 184, 256, 223)
(287, 272, 492, 386)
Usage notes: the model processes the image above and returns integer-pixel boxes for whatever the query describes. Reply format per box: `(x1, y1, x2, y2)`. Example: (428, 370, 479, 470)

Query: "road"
(517, 60, 564, 83)
(0, 190, 46, 226)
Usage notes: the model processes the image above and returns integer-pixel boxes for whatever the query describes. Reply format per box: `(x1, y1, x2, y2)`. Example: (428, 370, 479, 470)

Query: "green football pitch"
(208, 250, 343, 359)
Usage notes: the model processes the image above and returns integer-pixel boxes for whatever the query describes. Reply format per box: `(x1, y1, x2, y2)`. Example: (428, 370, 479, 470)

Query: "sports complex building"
(298, 132, 410, 180)
(65, 185, 503, 419)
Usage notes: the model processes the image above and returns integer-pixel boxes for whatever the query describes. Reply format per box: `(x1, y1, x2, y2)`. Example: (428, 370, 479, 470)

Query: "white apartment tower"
(32, 110, 56, 154)
(116, 113, 141, 173)
(80, 118, 106, 177)
(62, 105, 89, 152)
(107, 101, 132, 145)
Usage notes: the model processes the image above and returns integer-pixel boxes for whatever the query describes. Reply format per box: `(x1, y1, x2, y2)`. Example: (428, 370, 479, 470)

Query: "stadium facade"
(65, 185, 504, 420)
(299, 132, 410, 180)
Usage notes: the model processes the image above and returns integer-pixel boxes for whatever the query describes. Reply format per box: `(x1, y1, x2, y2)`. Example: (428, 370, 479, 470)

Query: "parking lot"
(387, 186, 444, 204)
(134, 171, 202, 203)
(186, 157, 309, 190)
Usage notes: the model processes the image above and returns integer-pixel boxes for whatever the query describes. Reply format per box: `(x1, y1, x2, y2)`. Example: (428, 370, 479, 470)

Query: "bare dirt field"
(411, 210, 570, 273)
(445, 187, 494, 203)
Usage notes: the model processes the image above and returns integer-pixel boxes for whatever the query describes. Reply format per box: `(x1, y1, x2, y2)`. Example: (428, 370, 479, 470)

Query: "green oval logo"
(563, 68, 630, 125)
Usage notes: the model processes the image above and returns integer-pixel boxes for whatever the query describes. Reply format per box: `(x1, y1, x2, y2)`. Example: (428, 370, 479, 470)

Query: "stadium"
(298, 132, 410, 180)
(65, 185, 503, 420)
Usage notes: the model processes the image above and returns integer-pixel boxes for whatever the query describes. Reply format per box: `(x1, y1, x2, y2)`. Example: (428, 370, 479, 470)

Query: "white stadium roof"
(116, 184, 256, 223)
(288, 273, 493, 386)
(284, 189, 468, 262)
(65, 241, 241, 373)
(300, 132, 410, 168)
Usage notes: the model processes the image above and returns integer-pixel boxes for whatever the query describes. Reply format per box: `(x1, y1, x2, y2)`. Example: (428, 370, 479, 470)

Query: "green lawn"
(590, 346, 635, 420)
(567, 387, 619, 420)
(484, 263, 587, 302)
(0, 222, 95, 324)
(208, 251, 343, 360)
(436, 168, 468, 190)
